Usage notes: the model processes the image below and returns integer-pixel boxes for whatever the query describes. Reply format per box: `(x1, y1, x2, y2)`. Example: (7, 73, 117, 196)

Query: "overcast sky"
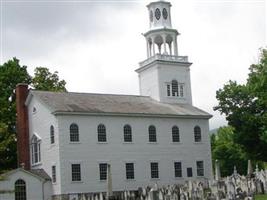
(1, 0, 266, 129)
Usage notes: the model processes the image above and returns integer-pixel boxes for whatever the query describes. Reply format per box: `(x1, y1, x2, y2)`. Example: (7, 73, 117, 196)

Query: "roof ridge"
(31, 90, 150, 98)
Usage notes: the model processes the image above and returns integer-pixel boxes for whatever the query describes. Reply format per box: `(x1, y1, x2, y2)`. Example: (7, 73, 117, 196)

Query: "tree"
(214, 49, 267, 161)
(32, 67, 66, 92)
(211, 126, 248, 176)
(0, 58, 31, 172)
(0, 58, 67, 173)
(0, 123, 17, 171)
(0, 58, 31, 127)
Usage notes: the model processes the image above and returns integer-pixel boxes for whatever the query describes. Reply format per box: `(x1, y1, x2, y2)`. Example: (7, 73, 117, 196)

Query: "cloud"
(1, 0, 265, 129)
(2, 1, 142, 60)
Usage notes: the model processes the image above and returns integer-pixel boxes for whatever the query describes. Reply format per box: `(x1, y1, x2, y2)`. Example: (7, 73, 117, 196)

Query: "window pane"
(125, 163, 135, 179)
(98, 124, 107, 142)
(174, 162, 182, 177)
(15, 179, 26, 200)
(124, 125, 132, 142)
(52, 166, 56, 183)
(197, 161, 204, 176)
(71, 164, 81, 181)
(70, 123, 79, 142)
(50, 125, 55, 144)
(172, 126, 180, 142)
(167, 84, 170, 96)
(150, 162, 159, 179)
(34, 142, 38, 163)
(99, 163, 107, 180)
(31, 135, 41, 164)
(171, 80, 178, 96)
(149, 126, 157, 142)
(194, 126, 201, 142)
(38, 143, 41, 162)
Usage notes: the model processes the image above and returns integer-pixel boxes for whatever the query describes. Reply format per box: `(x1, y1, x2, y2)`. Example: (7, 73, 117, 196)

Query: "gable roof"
(28, 90, 212, 119)
(0, 168, 51, 182)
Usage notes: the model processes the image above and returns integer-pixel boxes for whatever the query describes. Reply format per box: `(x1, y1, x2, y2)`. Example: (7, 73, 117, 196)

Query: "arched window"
(31, 135, 41, 164)
(148, 125, 157, 142)
(171, 80, 178, 96)
(98, 124, 106, 142)
(194, 126, 201, 142)
(172, 126, 180, 142)
(70, 123, 79, 142)
(50, 125, 55, 144)
(15, 179, 26, 200)
(124, 125, 132, 142)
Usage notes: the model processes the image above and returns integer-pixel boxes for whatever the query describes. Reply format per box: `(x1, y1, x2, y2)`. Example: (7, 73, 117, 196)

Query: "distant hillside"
(209, 128, 219, 135)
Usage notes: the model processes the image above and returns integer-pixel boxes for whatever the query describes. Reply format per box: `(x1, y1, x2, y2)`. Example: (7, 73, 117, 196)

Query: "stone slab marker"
(247, 160, 253, 177)
(107, 164, 113, 199)
(215, 160, 221, 181)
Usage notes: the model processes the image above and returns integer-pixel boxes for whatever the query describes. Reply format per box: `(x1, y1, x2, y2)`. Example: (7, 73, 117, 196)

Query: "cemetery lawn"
(255, 194, 267, 200)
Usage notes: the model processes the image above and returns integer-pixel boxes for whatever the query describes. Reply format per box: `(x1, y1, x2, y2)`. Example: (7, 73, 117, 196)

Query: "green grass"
(255, 194, 267, 200)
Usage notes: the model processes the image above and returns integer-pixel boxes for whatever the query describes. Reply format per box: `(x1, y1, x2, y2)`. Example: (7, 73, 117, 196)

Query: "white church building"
(0, 1, 212, 200)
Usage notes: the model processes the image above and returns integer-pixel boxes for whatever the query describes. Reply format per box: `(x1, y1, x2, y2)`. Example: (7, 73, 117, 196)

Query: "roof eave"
(53, 111, 212, 119)
(136, 60, 192, 73)
(0, 168, 50, 182)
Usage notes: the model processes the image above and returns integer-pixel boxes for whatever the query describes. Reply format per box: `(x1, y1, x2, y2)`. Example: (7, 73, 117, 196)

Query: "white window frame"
(125, 163, 135, 180)
(70, 123, 79, 142)
(196, 161, 204, 176)
(194, 126, 202, 142)
(99, 163, 108, 181)
(15, 179, 26, 200)
(150, 162, 159, 179)
(50, 125, 55, 144)
(31, 134, 41, 165)
(97, 124, 107, 142)
(52, 165, 56, 183)
(172, 125, 180, 143)
(174, 161, 182, 178)
(71, 163, 82, 182)
(123, 124, 132, 143)
(166, 81, 185, 98)
(148, 125, 157, 143)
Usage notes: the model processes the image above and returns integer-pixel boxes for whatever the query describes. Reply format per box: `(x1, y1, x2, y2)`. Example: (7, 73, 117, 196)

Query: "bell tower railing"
(139, 54, 188, 68)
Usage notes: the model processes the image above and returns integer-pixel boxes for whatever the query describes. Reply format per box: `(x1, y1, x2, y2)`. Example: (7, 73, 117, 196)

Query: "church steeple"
(145, 1, 178, 57)
(136, 1, 193, 105)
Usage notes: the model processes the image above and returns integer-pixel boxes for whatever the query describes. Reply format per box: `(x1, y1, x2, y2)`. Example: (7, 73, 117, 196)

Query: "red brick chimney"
(16, 83, 30, 170)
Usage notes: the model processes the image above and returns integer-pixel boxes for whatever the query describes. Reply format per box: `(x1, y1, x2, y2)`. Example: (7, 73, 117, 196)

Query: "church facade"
(1, 1, 212, 199)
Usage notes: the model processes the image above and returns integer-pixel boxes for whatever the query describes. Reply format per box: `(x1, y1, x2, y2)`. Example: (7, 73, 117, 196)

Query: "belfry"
(136, 1, 193, 105)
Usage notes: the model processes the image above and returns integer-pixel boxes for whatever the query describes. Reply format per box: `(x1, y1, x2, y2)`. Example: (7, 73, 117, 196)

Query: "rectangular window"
(71, 164, 81, 181)
(38, 143, 41, 162)
(150, 162, 159, 179)
(187, 167, 193, 177)
(52, 165, 56, 183)
(99, 163, 107, 180)
(125, 163, 135, 180)
(196, 161, 204, 176)
(31, 138, 41, 165)
(174, 162, 182, 178)
(167, 84, 170, 96)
